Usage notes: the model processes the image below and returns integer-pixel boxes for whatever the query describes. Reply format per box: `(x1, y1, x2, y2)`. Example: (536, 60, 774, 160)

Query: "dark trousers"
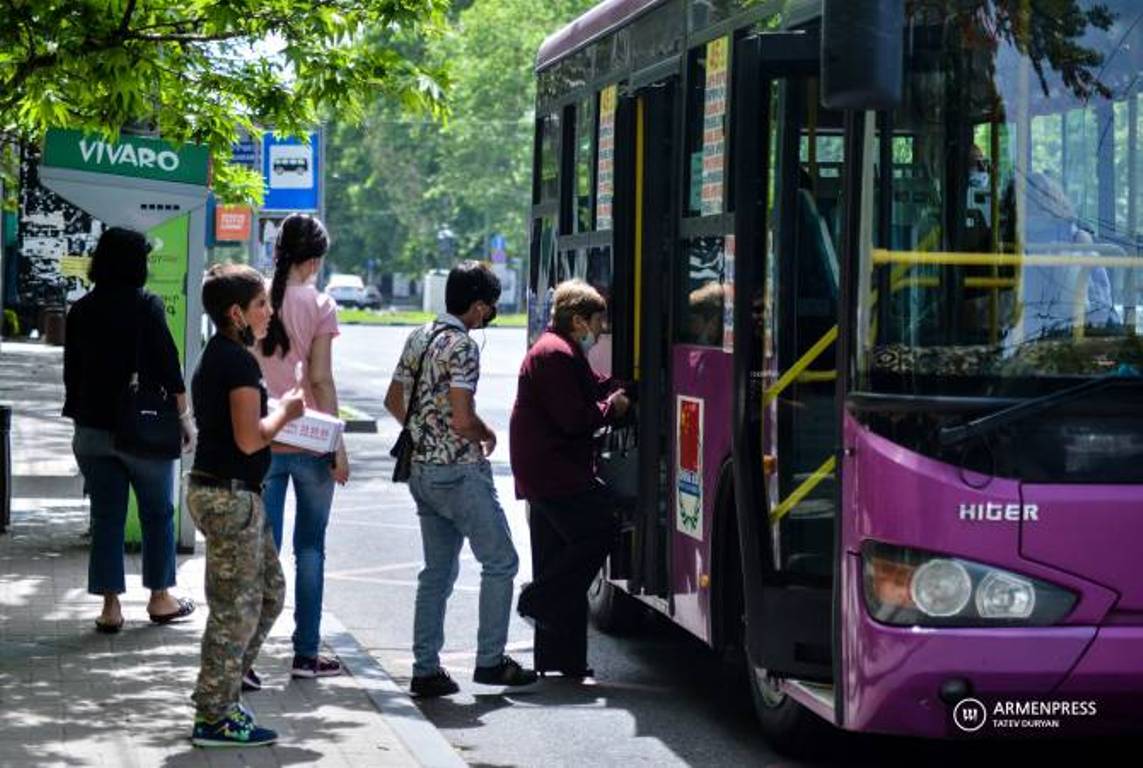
(521, 485, 619, 672)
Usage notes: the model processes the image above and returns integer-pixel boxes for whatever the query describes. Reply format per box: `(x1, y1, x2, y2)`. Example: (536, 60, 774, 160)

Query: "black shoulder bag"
(389, 326, 452, 483)
(114, 294, 182, 459)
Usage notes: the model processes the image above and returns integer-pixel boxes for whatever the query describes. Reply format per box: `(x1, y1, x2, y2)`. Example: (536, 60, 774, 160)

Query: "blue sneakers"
(191, 706, 278, 748)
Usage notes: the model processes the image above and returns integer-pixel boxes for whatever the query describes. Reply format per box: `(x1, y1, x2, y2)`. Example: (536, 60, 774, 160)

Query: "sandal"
(94, 617, 124, 634)
(148, 596, 196, 625)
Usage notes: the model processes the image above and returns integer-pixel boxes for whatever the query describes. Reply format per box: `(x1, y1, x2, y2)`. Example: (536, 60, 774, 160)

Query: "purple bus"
(527, 0, 1142, 751)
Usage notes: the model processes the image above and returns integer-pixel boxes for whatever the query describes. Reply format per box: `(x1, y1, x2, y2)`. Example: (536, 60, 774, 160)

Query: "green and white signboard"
(41, 128, 209, 552)
(43, 129, 210, 186)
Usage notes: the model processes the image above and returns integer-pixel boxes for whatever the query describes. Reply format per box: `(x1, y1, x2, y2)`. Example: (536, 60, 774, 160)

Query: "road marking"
(325, 556, 475, 579)
(325, 575, 480, 593)
(332, 520, 420, 531)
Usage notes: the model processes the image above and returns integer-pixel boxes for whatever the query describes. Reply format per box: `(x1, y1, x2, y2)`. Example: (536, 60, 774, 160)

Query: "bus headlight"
(862, 542, 1075, 626)
(910, 559, 972, 617)
(975, 571, 1035, 619)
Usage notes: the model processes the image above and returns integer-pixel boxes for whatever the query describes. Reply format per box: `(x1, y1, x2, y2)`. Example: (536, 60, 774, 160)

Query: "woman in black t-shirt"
(64, 227, 197, 633)
(186, 264, 303, 748)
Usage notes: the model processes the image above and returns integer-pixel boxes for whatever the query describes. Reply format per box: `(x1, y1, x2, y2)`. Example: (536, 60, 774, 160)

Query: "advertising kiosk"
(39, 129, 208, 552)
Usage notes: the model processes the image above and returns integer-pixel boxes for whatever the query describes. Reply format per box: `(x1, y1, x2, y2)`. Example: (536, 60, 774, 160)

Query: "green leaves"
(324, 0, 595, 276)
(1, 0, 447, 202)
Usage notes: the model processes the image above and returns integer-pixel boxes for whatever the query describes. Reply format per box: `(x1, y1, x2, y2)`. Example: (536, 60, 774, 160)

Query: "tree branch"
(118, 0, 138, 36)
(131, 30, 253, 43)
(130, 17, 208, 34)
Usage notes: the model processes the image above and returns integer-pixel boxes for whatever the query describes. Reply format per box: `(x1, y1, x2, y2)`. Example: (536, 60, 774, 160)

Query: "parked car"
(326, 274, 366, 309)
(362, 286, 383, 310)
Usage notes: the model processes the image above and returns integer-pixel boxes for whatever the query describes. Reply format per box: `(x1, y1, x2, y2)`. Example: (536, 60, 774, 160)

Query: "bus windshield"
(856, 0, 1143, 404)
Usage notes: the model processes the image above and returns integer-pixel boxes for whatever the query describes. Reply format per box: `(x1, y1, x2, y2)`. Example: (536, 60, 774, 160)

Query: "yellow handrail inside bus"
(964, 277, 1017, 289)
(796, 370, 837, 384)
(634, 97, 645, 381)
(763, 325, 838, 407)
(770, 455, 837, 523)
(873, 249, 1139, 269)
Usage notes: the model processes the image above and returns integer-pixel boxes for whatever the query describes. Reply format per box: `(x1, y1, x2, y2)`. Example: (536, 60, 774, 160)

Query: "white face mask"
(579, 329, 597, 355)
(968, 171, 989, 190)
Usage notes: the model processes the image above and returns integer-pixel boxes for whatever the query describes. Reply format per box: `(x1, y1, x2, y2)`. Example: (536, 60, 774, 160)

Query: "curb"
(324, 612, 466, 768)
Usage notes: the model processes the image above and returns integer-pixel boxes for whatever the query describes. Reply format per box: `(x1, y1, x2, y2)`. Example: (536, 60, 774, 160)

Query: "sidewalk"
(0, 341, 460, 767)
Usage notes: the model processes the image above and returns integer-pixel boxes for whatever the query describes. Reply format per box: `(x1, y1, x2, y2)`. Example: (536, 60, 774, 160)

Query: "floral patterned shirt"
(394, 314, 482, 465)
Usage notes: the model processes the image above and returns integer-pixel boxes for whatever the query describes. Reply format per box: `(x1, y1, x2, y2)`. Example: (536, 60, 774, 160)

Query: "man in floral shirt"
(384, 261, 536, 697)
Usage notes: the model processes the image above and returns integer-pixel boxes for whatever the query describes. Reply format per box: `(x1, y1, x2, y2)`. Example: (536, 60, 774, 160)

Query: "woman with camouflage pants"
(186, 265, 305, 748)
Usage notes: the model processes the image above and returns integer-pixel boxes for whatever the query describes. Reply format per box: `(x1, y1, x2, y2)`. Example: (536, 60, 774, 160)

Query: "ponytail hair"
(261, 213, 330, 358)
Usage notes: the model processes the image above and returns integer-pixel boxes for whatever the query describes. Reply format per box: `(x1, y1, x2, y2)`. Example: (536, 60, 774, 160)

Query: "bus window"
(528, 215, 558, 344)
(770, 78, 843, 577)
(585, 246, 614, 375)
(856, 0, 1142, 482)
(537, 113, 560, 203)
(585, 246, 613, 331)
(676, 237, 727, 345)
(575, 96, 596, 233)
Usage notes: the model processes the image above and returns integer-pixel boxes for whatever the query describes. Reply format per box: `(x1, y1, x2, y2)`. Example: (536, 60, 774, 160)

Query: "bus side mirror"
(821, 0, 904, 110)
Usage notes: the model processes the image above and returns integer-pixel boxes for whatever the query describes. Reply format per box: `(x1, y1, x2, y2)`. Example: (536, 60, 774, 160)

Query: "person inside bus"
(686, 281, 725, 346)
(1001, 171, 1119, 345)
(511, 279, 631, 678)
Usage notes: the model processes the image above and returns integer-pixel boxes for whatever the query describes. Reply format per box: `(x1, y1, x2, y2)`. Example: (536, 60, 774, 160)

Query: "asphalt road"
(280, 324, 1126, 767)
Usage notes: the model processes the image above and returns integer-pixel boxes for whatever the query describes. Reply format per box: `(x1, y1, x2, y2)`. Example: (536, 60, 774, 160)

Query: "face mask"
(481, 303, 497, 328)
(579, 329, 597, 354)
(968, 171, 989, 190)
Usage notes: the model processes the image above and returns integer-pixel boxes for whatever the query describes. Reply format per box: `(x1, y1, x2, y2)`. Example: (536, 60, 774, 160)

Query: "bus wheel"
(747, 657, 831, 756)
(587, 569, 644, 635)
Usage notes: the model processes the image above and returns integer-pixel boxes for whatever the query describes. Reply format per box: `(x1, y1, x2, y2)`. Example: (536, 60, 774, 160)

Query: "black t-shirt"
(63, 286, 186, 430)
(191, 334, 269, 486)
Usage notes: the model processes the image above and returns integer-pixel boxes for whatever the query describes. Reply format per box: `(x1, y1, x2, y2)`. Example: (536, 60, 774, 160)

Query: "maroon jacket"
(509, 328, 623, 500)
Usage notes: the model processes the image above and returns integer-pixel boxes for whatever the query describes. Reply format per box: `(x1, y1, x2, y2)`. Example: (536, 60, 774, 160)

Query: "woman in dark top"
(187, 264, 304, 748)
(63, 227, 197, 633)
(510, 279, 631, 678)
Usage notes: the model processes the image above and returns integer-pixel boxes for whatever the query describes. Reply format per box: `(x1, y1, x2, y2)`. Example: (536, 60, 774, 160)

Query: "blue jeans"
(409, 460, 519, 677)
(262, 451, 336, 658)
(72, 426, 177, 595)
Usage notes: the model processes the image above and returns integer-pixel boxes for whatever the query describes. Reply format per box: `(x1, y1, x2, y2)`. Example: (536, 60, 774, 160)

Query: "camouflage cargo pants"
(187, 485, 285, 720)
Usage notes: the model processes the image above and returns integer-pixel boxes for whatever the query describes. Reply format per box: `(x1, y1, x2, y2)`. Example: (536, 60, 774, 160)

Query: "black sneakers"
(410, 669, 460, 698)
(473, 655, 538, 687)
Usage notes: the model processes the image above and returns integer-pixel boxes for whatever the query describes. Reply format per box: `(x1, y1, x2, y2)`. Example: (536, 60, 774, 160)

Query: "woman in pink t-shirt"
(254, 213, 349, 684)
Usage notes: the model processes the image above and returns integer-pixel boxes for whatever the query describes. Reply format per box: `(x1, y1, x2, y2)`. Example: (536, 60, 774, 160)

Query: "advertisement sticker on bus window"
(701, 36, 728, 216)
(596, 85, 617, 231)
(676, 396, 704, 541)
(722, 236, 735, 353)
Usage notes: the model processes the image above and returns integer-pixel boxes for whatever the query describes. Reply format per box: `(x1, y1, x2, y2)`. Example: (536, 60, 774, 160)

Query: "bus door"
(732, 31, 839, 683)
(599, 76, 678, 599)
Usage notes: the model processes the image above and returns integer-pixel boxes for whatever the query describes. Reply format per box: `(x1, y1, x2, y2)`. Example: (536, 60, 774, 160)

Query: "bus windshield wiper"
(938, 364, 1141, 448)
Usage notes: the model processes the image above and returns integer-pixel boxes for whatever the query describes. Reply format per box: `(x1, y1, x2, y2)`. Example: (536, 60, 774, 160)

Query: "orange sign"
(215, 205, 252, 241)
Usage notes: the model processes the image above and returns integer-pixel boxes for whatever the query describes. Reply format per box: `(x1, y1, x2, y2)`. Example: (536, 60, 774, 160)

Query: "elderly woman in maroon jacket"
(510, 279, 630, 678)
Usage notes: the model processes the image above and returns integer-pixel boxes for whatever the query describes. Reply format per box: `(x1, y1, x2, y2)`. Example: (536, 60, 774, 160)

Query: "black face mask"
(481, 304, 498, 328)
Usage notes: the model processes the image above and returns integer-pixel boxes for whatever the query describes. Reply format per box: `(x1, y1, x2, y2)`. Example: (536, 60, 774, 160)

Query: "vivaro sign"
(42, 129, 209, 186)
